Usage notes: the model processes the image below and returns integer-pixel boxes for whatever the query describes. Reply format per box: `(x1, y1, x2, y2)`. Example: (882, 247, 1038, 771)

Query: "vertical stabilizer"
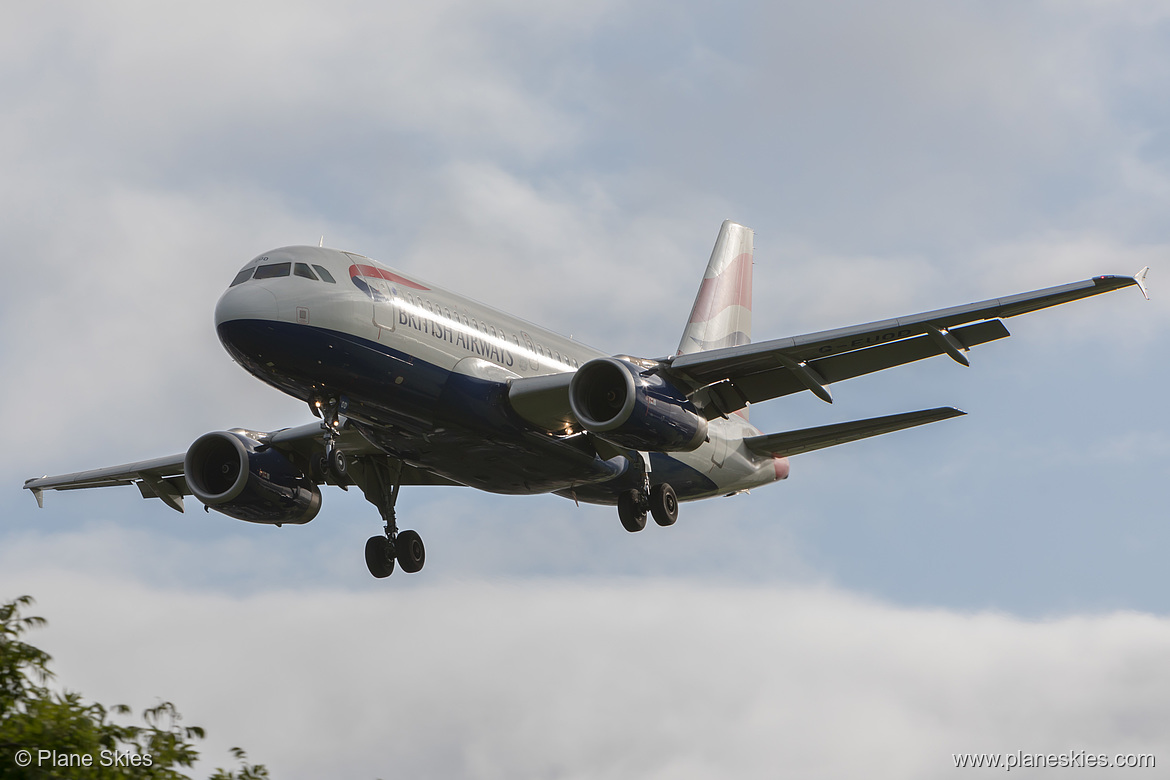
(677, 220, 753, 356)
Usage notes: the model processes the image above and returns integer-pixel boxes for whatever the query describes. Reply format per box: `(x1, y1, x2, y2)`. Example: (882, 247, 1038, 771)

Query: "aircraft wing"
(24, 454, 189, 511)
(25, 422, 459, 512)
(666, 272, 1147, 416)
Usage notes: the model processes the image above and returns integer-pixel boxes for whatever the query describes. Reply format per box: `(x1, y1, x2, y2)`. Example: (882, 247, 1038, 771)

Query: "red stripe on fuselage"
(349, 264, 430, 291)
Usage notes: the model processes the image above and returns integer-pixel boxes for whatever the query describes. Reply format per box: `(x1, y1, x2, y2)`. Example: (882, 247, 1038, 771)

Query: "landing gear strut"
(359, 456, 426, 578)
(312, 396, 352, 485)
(618, 482, 680, 532)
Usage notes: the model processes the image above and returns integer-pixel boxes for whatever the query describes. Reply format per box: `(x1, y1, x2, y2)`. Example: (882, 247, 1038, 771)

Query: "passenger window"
(253, 262, 291, 279)
(230, 268, 254, 287)
(294, 263, 318, 280)
(312, 265, 336, 283)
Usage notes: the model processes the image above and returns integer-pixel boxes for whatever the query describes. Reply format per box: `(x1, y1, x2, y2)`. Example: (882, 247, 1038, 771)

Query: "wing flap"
(692, 319, 1010, 418)
(136, 475, 189, 512)
(744, 407, 966, 458)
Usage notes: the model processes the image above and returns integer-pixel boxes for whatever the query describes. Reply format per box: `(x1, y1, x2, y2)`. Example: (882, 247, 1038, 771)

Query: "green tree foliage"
(0, 596, 268, 779)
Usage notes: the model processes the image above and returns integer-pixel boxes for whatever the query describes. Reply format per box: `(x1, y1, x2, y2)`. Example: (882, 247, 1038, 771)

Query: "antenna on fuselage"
(319, 236, 324, 248)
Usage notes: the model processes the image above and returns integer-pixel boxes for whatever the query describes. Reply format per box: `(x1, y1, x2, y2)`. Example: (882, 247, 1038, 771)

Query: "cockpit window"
(231, 259, 337, 286)
(253, 262, 291, 279)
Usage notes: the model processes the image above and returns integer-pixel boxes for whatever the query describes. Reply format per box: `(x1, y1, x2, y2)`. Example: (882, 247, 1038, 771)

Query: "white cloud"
(694, 0, 1170, 253)
(2, 567, 1168, 779)
(0, 183, 314, 472)
(0, 0, 623, 178)
(747, 240, 944, 336)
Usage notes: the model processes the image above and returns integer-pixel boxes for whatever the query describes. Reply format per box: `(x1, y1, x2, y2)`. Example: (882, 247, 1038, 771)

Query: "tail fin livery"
(677, 220, 754, 357)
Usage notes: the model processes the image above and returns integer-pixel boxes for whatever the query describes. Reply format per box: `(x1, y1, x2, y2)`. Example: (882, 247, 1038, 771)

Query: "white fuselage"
(214, 246, 785, 502)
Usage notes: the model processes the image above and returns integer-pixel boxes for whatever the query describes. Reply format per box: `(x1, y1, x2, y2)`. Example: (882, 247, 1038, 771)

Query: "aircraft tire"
(365, 535, 395, 578)
(649, 483, 679, 526)
(330, 448, 349, 480)
(396, 529, 426, 573)
(618, 490, 647, 532)
(309, 453, 329, 482)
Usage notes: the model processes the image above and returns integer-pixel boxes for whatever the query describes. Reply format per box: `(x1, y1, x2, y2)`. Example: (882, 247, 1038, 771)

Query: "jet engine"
(569, 357, 708, 452)
(184, 431, 321, 525)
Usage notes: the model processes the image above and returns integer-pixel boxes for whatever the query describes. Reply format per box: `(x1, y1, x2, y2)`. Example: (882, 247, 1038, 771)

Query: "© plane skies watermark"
(13, 748, 153, 769)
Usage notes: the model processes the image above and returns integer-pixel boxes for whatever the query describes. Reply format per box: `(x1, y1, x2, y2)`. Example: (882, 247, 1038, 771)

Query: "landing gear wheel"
(310, 453, 329, 482)
(396, 529, 426, 573)
(365, 535, 395, 578)
(330, 448, 349, 481)
(618, 489, 647, 532)
(650, 483, 679, 526)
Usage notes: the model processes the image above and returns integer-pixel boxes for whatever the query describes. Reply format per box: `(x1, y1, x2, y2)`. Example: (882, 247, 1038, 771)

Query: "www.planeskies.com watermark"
(953, 750, 1155, 771)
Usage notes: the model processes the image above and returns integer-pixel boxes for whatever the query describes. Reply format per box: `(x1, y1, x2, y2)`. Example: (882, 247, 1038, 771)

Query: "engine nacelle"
(184, 431, 321, 525)
(569, 357, 708, 452)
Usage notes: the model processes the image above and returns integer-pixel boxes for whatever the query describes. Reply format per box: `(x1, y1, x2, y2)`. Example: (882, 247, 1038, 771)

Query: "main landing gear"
(618, 482, 679, 532)
(364, 530, 424, 579)
(313, 395, 426, 579)
(362, 458, 428, 580)
(350, 453, 426, 579)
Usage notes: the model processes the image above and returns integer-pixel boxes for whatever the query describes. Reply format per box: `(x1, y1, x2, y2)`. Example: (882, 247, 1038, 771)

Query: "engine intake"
(184, 431, 321, 525)
(569, 357, 707, 452)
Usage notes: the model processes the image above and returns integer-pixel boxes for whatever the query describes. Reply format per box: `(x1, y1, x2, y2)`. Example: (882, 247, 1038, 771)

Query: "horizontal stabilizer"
(743, 407, 966, 458)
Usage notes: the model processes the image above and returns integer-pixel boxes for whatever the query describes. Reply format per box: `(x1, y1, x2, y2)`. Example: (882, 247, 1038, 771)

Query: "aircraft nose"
(215, 284, 278, 326)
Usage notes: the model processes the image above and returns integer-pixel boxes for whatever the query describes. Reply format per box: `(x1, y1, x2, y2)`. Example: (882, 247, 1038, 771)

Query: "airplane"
(24, 221, 1150, 578)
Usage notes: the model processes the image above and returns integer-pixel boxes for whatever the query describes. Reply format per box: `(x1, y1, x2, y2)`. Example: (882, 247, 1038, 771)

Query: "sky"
(1, 1, 1169, 777)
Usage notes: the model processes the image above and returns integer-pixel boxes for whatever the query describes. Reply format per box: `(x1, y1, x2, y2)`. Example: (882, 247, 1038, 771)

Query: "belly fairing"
(217, 318, 735, 501)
